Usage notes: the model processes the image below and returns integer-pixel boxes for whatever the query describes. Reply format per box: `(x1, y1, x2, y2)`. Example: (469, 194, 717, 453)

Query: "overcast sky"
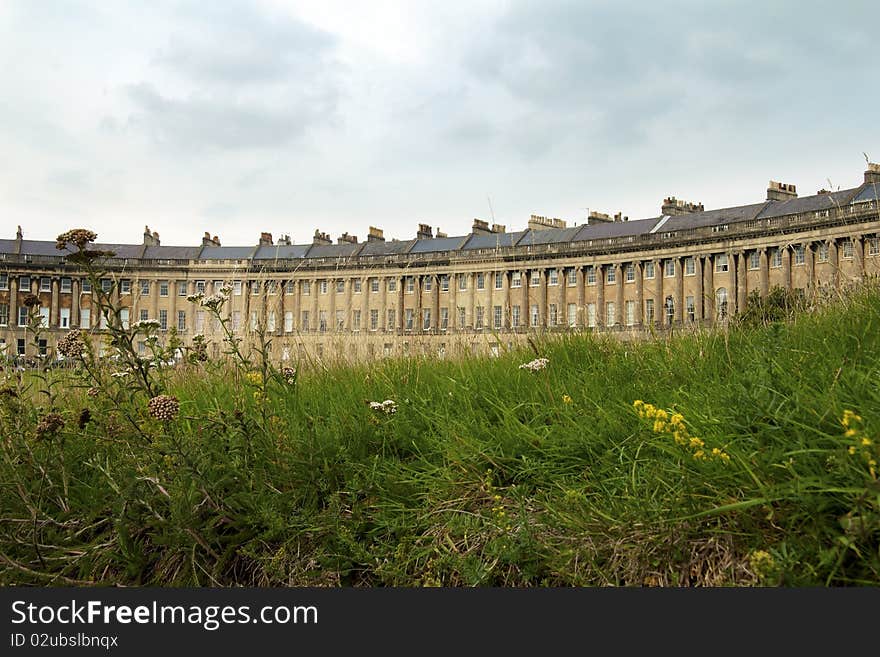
(1, 0, 877, 247)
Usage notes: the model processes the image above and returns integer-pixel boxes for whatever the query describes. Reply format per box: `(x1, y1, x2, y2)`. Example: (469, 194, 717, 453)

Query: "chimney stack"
(367, 226, 385, 242)
(259, 232, 274, 246)
(661, 198, 704, 216)
(312, 230, 332, 245)
(416, 223, 433, 240)
(767, 181, 797, 201)
(472, 219, 491, 235)
(202, 231, 221, 247)
(865, 163, 880, 185)
(587, 211, 612, 224)
(276, 234, 291, 246)
(491, 223, 506, 234)
(435, 229, 448, 238)
(337, 232, 358, 244)
(143, 225, 160, 246)
(527, 215, 567, 230)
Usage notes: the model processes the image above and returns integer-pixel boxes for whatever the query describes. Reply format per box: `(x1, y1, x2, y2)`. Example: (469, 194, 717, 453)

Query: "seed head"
(57, 329, 86, 359)
(56, 228, 98, 251)
(36, 412, 65, 438)
(23, 294, 41, 308)
(148, 394, 180, 421)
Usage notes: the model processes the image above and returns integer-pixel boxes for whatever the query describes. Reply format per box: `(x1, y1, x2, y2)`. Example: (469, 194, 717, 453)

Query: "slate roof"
(461, 230, 527, 250)
(408, 235, 470, 254)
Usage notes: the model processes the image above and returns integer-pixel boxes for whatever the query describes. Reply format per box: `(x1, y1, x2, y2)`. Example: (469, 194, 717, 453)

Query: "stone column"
(469, 273, 476, 329)
(635, 262, 644, 326)
(451, 273, 459, 329)
(615, 263, 624, 327)
(805, 242, 815, 295)
(653, 259, 662, 326)
(415, 275, 424, 330)
(704, 255, 715, 323)
(855, 236, 865, 278)
(311, 279, 319, 333)
(782, 246, 792, 291)
(71, 278, 79, 327)
(539, 269, 548, 327)
(596, 264, 605, 328)
(557, 267, 566, 328)
(329, 278, 337, 332)
(292, 280, 301, 332)
(50, 278, 59, 328)
(576, 266, 586, 327)
(487, 271, 494, 330)
(694, 255, 704, 325)
(9, 277, 17, 331)
(829, 239, 839, 289)
(432, 274, 440, 332)
(727, 251, 737, 316)
(759, 248, 769, 298)
(520, 270, 528, 330)
(397, 276, 405, 331)
(674, 258, 684, 324)
(736, 251, 747, 315)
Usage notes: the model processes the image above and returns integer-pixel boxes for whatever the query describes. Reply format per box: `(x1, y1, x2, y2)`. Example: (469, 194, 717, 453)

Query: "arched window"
(716, 287, 728, 320)
(664, 295, 675, 325)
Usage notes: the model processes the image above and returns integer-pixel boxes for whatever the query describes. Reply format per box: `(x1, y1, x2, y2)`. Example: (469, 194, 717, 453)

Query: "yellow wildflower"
(563, 394, 573, 404)
(844, 428, 857, 438)
(861, 437, 873, 446)
(848, 446, 857, 455)
(689, 436, 705, 449)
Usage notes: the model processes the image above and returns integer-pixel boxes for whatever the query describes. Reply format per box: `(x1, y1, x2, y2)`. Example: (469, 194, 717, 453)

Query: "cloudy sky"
(1, 0, 877, 247)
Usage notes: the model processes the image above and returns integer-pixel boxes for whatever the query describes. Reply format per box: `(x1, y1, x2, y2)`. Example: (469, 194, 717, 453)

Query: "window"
(684, 257, 695, 276)
(716, 254, 730, 273)
(38, 339, 47, 356)
(645, 299, 655, 324)
(586, 266, 596, 285)
(81, 279, 91, 293)
(512, 305, 521, 327)
(371, 278, 379, 293)
(101, 278, 112, 293)
(17, 339, 25, 356)
(423, 309, 432, 330)
(586, 303, 597, 328)
(61, 277, 72, 293)
(120, 308, 130, 330)
(424, 277, 432, 292)
(407, 277, 415, 293)
(664, 296, 674, 325)
(19, 306, 29, 326)
(625, 300, 635, 326)
(318, 310, 327, 332)
(336, 280, 344, 294)
(0, 304, 7, 326)
(352, 310, 361, 331)
(686, 296, 695, 322)
(606, 267, 616, 284)
(625, 264, 635, 283)
(248, 281, 259, 296)
(250, 311, 259, 331)
(370, 309, 379, 330)
(441, 307, 449, 329)
(458, 274, 467, 291)
(0, 273, 7, 290)
(511, 272, 521, 288)
(121, 279, 131, 295)
(269, 311, 279, 332)
(139, 309, 149, 322)
(476, 273, 485, 290)
(770, 249, 782, 268)
(664, 260, 675, 278)
(644, 261, 655, 279)
(605, 302, 616, 326)
(300, 311, 309, 331)
(493, 305, 502, 329)
(842, 239, 854, 260)
(567, 303, 576, 327)
(567, 269, 577, 286)
(868, 237, 880, 256)
(233, 280, 243, 296)
(530, 271, 540, 287)
(195, 311, 205, 332)
(495, 273, 504, 289)
(405, 309, 414, 330)
(475, 306, 484, 329)
(793, 244, 805, 265)
(158, 309, 167, 331)
(458, 306, 466, 328)
(301, 281, 310, 295)
(232, 311, 242, 331)
(749, 251, 760, 270)
(174, 310, 184, 331)
(549, 269, 559, 286)
(159, 280, 169, 297)
(178, 281, 188, 297)
(716, 288, 729, 320)
(353, 279, 362, 293)
(530, 304, 539, 327)
(441, 275, 450, 292)
(549, 303, 558, 325)
(387, 279, 397, 293)
(387, 309, 396, 330)
(284, 280, 295, 295)
(20, 276, 31, 292)
(137, 341, 146, 356)
(40, 277, 51, 292)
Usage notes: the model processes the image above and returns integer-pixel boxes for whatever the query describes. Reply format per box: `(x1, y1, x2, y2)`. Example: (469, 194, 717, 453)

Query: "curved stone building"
(2, 164, 879, 362)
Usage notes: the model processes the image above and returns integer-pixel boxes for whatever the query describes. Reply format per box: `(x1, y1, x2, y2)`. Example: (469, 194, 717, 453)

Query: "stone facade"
(2, 165, 879, 363)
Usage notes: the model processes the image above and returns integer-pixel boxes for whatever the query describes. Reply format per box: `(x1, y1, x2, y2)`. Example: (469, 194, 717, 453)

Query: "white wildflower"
(132, 319, 161, 332)
(519, 357, 549, 372)
(369, 399, 398, 415)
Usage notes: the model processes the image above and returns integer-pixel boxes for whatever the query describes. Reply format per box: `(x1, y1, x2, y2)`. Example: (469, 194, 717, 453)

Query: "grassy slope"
(2, 288, 879, 586)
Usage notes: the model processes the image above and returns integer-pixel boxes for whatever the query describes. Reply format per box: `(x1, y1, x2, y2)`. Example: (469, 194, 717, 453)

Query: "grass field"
(2, 283, 879, 587)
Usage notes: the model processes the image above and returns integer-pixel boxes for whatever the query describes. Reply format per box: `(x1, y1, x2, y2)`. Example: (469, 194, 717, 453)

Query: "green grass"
(2, 286, 880, 586)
